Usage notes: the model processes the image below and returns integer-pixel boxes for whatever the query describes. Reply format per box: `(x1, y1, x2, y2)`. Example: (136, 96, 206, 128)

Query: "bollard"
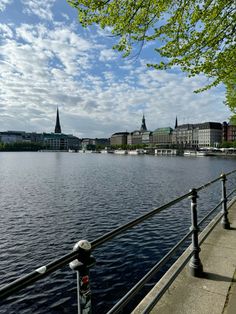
(69, 240, 96, 314)
(221, 174, 230, 229)
(189, 188, 203, 277)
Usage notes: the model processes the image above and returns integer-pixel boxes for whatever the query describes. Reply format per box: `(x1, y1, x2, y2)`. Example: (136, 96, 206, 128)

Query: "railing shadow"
(203, 272, 236, 282)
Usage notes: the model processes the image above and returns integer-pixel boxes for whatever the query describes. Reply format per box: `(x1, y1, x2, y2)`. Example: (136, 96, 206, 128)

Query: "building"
(127, 115, 152, 145)
(172, 122, 222, 148)
(0, 108, 80, 151)
(43, 133, 80, 150)
(127, 131, 142, 145)
(0, 131, 26, 143)
(198, 122, 222, 147)
(152, 127, 173, 147)
(110, 132, 129, 146)
(43, 108, 80, 150)
(222, 121, 236, 142)
(142, 131, 153, 145)
(172, 124, 196, 148)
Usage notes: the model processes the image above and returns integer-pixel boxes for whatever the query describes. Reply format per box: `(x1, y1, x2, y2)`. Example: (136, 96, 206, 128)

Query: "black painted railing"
(1, 170, 236, 314)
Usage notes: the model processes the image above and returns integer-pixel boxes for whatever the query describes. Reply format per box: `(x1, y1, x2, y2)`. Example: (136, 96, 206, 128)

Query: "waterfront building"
(81, 138, 96, 150)
(222, 121, 236, 142)
(94, 138, 110, 147)
(152, 127, 173, 147)
(0, 131, 26, 143)
(81, 138, 110, 150)
(222, 122, 228, 142)
(127, 115, 152, 145)
(198, 122, 222, 147)
(142, 131, 153, 145)
(110, 132, 129, 146)
(127, 131, 142, 145)
(172, 122, 222, 148)
(43, 133, 80, 151)
(172, 124, 196, 148)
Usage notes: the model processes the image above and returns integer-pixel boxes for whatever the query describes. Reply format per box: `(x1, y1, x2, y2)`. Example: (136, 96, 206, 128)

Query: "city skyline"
(0, 1, 232, 138)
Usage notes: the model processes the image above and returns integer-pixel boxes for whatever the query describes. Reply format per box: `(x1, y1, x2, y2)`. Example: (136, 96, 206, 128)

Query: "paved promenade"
(133, 199, 236, 314)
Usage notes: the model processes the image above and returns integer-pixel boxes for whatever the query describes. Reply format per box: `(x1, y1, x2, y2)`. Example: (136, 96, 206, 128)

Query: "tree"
(67, 0, 236, 110)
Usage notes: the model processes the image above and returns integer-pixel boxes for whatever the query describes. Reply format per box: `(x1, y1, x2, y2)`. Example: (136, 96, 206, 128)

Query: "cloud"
(0, 1, 231, 138)
(0, 24, 13, 38)
(0, 0, 12, 12)
(21, 0, 56, 20)
(99, 49, 117, 62)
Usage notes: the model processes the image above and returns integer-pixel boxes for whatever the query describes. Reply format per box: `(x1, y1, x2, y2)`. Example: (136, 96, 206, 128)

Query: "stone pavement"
(133, 199, 236, 314)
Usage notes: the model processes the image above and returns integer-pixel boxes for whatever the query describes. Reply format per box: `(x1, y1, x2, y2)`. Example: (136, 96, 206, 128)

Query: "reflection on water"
(0, 152, 236, 313)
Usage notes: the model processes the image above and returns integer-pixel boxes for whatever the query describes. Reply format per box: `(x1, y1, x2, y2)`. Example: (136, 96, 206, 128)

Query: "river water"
(0, 152, 236, 313)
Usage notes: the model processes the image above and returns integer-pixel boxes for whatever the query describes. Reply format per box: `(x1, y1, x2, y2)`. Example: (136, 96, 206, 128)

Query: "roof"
(153, 127, 173, 134)
(111, 132, 129, 136)
(198, 122, 222, 130)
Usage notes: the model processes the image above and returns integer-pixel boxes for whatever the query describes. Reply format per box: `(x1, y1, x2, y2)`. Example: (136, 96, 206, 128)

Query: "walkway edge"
(132, 197, 236, 314)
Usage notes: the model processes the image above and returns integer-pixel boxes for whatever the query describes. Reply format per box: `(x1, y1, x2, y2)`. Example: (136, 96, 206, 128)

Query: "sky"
(0, 1, 232, 138)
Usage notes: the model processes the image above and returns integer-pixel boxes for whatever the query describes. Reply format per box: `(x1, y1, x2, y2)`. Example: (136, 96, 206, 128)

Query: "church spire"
(140, 114, 147, 132)
(175, 116, 178, 129)
(54, 107, 62, 133)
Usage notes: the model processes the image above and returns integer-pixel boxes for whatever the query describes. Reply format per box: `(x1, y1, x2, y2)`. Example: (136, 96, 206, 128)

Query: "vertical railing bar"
(69, 240, 96, 314)
(189, 188, 203, 277)
(221, 173, 230, 229)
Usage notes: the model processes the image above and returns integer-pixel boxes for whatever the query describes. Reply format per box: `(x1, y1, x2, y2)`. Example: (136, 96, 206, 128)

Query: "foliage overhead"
(67, 0, 236, 110)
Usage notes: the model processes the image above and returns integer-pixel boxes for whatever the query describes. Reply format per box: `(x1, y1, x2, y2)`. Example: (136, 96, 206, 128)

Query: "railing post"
(69, 240, 96, 314)
(189, 188, 203, 277)
(221, 173, 230, 229)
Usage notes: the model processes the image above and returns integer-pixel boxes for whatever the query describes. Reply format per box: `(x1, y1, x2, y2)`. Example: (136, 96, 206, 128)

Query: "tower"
(54, 107, 62, 133)
(140, 114, 147, 132)
(175, 116, 178, 129)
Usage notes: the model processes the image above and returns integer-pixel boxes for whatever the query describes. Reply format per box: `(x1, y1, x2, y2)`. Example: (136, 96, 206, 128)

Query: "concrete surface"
(133, 199, 236, 314)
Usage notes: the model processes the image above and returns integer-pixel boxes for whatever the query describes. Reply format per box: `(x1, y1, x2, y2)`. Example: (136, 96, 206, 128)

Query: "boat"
(114, 149, 127, 155)
(184, 150, 196, 156)
(68, 149, 78, 153)
(196, 151, 208, 157)
(100, 149, 114, 154)
(128, 149, 145, 155)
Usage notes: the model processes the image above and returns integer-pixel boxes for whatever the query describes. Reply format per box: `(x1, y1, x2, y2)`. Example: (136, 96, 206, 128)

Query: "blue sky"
(0, 0, 231, 138)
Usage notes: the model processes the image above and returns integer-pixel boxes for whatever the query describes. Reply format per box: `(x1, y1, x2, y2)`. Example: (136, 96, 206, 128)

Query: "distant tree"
(220, 141, 233, 148)
(68, 0, 236, 110)
(0, 142, 44, 151)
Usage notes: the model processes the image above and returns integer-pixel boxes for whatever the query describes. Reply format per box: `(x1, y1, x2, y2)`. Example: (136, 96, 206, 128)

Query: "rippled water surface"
(0, 152, 236, 313)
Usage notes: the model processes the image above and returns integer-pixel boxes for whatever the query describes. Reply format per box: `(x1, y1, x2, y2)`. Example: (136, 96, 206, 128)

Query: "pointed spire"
(175, 116, 178, 129)
(140, 114, 147, 132)
(54, 107, 62, 133)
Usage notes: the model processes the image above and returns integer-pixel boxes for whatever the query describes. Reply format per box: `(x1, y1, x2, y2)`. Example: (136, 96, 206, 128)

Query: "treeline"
(0, 142, 45, 151)
(220, 141, 236, 148)
(110, 144, 148, 150)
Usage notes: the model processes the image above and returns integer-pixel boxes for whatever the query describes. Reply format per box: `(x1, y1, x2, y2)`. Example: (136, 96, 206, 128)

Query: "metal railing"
(1, 170, 236, 314)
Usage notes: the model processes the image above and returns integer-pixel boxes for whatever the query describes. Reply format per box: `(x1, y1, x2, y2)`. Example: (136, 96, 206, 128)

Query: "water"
(0, 152, 236, 313)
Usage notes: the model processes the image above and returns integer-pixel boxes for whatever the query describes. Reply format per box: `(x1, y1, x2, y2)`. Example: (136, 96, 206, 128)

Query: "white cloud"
(21, 0, 56, 20)
(99, 49, 117, 62)
(0, 0, 12, 12)
(0, 24, 13, 38)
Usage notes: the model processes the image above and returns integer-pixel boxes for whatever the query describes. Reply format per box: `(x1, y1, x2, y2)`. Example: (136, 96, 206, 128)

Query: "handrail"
(1, 169, 236, 312)
(141, 209, 226, 314)
(107, 229, 193, 314)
